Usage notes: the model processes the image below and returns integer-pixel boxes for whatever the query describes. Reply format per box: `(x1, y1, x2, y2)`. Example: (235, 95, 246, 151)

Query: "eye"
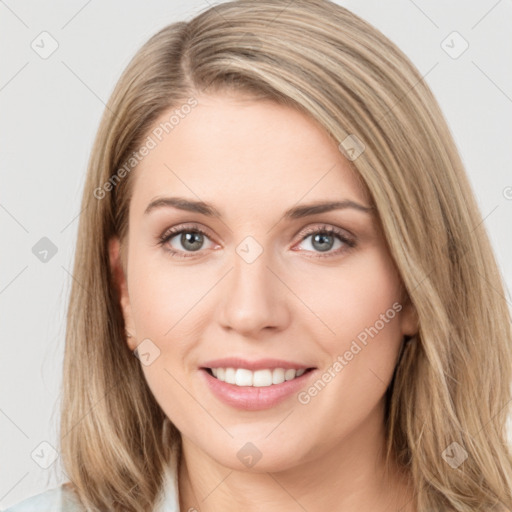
(294, 224, 356, 258)
(157, 223, 357, 259)
(157, 223, 217, 258)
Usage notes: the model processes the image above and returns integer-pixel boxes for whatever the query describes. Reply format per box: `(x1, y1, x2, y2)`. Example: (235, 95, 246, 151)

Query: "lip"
(200, 364, 317, 411)
(201, 357, 313, 371)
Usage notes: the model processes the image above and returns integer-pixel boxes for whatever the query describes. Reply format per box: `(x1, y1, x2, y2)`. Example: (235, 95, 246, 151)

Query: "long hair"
(59, 1, 512, 510)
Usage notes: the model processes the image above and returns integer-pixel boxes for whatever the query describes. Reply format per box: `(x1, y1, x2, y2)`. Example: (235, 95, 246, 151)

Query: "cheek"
(297, 249, 405, 403)
(127, 252, 203, 339)
(294, 253, 405, 422)
(348, 275, 403, 390)
(140, 359, 197, 435)
(127, 257, 202, 428)
(297, 249, 403, 346)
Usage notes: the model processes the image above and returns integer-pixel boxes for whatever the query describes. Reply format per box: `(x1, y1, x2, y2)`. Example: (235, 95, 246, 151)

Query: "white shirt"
(2, 451, 180, 512)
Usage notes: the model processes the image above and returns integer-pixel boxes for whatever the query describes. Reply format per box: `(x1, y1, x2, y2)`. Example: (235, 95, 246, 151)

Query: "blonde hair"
(59, 1, 512, 510)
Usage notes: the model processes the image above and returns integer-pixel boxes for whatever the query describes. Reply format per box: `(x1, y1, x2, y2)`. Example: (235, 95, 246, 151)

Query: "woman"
(5, 0, 512, 510)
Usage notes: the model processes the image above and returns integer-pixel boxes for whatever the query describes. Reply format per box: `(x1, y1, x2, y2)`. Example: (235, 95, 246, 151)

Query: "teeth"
(272, 368, 285, 385)
(236, 369, 253, 386)
(209, 367, 308, 387)
(225, 368, 236, 384)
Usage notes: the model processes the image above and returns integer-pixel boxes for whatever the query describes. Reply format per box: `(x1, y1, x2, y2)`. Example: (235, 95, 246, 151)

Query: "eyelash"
(157, 223, 357, 259)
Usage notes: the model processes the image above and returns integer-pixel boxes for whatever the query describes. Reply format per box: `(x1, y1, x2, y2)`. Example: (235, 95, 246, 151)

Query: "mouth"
(199, 359, 318, 410)
(202, 367, 315, 387)
(198, 356, 317, 411)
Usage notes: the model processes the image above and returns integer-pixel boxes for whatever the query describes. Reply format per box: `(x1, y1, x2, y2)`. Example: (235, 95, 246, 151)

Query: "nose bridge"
(217, 235, 289, 335)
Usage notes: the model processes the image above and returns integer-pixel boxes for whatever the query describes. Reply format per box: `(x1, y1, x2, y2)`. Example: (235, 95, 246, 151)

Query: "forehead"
(130, 93, 371, 219)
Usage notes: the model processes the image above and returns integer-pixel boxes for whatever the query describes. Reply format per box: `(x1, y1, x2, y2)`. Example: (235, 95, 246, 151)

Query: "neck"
(177, 402, 415, 512)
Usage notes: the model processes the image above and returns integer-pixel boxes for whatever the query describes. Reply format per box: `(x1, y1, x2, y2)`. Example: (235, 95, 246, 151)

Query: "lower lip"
(200, 368, 316, 411)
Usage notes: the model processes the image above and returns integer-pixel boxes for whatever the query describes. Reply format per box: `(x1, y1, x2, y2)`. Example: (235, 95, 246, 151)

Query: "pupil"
(182, 232, 203, 251)
(313, 233, 333, 252)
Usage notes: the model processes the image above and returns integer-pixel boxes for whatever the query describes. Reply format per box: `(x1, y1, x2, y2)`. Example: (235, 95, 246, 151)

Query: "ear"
(399, 294, 419, 338)
(109, 237, 137, 351)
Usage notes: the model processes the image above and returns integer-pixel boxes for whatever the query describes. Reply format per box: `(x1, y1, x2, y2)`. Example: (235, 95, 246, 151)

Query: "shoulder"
(2, 483, 85, 512)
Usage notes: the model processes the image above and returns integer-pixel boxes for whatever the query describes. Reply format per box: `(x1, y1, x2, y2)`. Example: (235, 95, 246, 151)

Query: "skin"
(109, 92, 419, 511)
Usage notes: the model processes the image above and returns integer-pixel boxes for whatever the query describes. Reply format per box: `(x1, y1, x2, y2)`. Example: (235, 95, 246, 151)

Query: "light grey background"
(1, 0, 511, 508)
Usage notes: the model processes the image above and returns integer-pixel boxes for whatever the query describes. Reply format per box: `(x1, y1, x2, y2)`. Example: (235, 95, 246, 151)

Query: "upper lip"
(201, 357, 316, 371)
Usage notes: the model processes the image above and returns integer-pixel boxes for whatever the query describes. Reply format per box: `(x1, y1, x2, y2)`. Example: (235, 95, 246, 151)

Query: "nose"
(217, 248, 291, 337)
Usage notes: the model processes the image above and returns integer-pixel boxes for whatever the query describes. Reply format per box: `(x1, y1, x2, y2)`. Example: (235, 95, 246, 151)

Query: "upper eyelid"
(158, 223, 357, 261)
(160, 222, 211, 240)
(159, 222, 354, 246)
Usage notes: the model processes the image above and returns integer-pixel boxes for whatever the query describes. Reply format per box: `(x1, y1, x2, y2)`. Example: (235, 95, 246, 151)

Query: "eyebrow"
(144, 196, 375, 219)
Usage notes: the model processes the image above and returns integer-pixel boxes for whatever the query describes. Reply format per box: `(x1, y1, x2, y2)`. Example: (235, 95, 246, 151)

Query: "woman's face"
(110, 92, 417, 471)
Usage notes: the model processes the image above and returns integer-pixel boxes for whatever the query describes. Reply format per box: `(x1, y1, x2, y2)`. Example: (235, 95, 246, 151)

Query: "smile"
(199, 358, 317, 410)
(206, 367, 311, 387)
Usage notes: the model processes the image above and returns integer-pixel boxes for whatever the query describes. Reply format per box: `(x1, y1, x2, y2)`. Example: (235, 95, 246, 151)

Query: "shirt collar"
(153, 443, 180, 512)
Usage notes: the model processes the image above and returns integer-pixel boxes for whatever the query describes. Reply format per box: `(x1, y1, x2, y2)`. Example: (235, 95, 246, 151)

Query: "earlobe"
(108, 237, 137, 350)
(400, 298, 419, 338)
